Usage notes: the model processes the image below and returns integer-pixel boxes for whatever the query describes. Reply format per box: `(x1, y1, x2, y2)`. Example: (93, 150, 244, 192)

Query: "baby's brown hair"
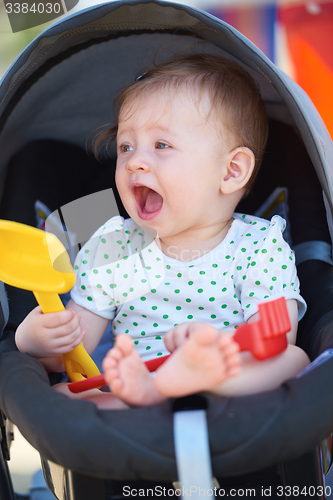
(93, 53, 268, 195)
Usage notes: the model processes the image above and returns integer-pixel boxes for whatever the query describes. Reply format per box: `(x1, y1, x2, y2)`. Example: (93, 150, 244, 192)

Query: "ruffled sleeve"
(234, 214, 307, 322)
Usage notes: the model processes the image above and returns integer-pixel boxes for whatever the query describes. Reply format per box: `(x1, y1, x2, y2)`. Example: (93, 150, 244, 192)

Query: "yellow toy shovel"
(0, 220, 101, 382)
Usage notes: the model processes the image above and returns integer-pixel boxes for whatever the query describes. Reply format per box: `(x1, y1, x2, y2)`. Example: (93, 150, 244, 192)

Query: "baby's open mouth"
(131, 185, 163, 218)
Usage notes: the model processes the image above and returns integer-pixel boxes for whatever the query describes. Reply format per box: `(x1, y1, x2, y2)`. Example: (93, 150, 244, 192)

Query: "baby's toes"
(217, 333, 234, 348)
(226, 361, 241, 377)
(218, 335, 239, 354)
(104, 367, 120, 385)
(115, 334, 135, 356)
(225, 350, 241, 376)
(109, 376, 124, 394)
(102, 353, 117, 372)
(190, 323, 218, 346)
(108, 346, 124, 362)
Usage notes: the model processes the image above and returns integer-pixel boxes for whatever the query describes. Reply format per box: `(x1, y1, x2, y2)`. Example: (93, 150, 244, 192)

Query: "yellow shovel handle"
(62, 344, 101, 383)
(33, 291, 101, 382)
(33, 291, 65, 314)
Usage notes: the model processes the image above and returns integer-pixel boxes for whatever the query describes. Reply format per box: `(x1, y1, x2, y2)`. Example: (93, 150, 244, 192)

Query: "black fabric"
(0, 330, 17, 357)
(297, 260, 333, 358)
(238, 120, 330, 246)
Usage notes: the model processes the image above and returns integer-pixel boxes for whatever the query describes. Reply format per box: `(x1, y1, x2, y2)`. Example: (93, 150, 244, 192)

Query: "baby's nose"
(126, 153, 151, 173)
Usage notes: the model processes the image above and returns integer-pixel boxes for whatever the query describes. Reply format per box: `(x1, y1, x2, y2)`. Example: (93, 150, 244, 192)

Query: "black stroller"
(1, 1, 333, 498)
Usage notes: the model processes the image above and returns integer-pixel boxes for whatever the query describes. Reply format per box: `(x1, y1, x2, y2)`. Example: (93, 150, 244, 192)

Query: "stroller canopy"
(1, 0, 333, 482)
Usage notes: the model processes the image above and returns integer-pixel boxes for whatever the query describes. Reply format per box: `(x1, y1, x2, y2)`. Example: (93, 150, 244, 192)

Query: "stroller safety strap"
(293, 241, 333, 266)
(173, 407, 213, 497)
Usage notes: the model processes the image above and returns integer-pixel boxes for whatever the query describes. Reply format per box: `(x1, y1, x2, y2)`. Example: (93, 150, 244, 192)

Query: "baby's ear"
(220, 147, 255, 195)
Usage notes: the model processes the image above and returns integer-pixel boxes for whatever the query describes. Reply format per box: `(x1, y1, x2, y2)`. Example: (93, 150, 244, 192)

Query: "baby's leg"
(213, 344, 310, 397)
(102, 334, 166, 406)
(154, 323, 241, 398)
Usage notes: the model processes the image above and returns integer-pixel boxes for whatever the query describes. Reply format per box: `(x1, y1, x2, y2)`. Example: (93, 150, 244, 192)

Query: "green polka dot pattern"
(70, 214, 306, 361)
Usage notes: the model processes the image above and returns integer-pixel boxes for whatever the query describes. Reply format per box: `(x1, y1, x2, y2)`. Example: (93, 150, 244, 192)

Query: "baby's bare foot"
(102, 334, 166, 406)
(153, 324, 241, 397)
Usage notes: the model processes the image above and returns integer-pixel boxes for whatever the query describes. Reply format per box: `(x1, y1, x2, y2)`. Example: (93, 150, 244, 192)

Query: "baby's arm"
(15, 299, 109, 372)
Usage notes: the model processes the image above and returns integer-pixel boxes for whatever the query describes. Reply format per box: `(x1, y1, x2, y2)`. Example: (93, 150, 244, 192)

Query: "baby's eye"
(119, 144, 133, 153)
(156, 142, 169, 150)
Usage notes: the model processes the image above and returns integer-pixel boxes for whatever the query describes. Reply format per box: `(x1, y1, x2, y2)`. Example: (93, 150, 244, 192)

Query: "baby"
(16, 53, 310, 409)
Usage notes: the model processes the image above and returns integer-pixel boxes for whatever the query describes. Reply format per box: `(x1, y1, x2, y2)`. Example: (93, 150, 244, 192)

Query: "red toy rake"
(234, 296, 290, 360)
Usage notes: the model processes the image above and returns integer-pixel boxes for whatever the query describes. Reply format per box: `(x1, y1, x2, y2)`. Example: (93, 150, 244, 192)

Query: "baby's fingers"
(163, 329, 175, 352)
(47, 312, 82, 340)
(42, 309, 80, 330)
(164, 322, 192, 352)
(56, 326, 85, 350)
(50, 330, 85, 357)
(63, 333, 86, 354)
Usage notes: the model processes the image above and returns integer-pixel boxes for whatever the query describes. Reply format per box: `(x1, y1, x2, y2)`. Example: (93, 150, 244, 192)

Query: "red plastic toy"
(68, 296, 290, 393)
(233, 296, 290, 360)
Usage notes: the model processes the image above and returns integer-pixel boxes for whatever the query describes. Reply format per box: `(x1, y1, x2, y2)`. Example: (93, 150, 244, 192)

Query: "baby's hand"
(15, 306, 85, 359)
(164, 321, 208, 352)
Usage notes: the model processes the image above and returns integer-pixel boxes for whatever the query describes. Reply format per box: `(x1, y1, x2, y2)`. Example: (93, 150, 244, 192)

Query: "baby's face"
(115, 86, 231, 242)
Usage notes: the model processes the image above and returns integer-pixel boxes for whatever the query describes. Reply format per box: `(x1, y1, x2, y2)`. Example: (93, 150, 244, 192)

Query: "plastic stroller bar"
(68, 298, 290, 393)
